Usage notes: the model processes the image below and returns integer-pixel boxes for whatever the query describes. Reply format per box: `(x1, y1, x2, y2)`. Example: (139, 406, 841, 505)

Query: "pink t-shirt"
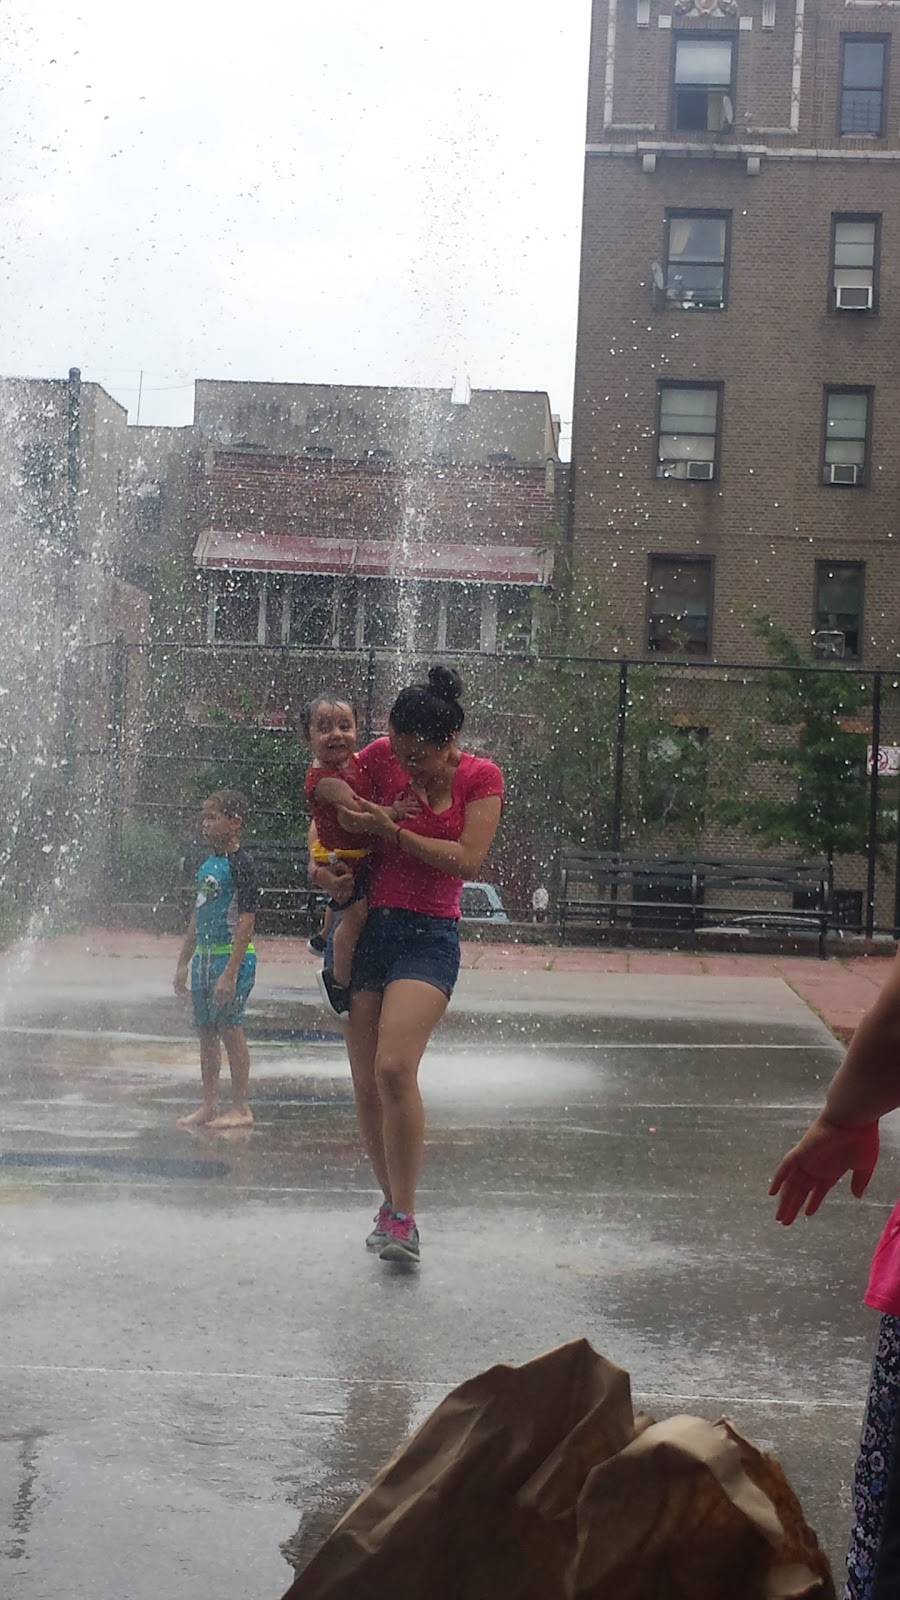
(304, 754, 375, 853)
(865, 1197, 900, 1315)
(357, 736, 504, 918)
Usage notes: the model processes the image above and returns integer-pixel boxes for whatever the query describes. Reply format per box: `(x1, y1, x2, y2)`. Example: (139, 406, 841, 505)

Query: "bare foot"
(177, 1105, 218, 1128)
(206, 1107, 254, 1130)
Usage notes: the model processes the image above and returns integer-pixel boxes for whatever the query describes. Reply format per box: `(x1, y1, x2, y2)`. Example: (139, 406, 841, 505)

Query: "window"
(444, 584, 483, 652)
(335, 579, 361, 649)
(841, 37, 887, 135)
(813, 561, 864, 659)
(674, 36, 735, 132)
(647, 557, 713, 655)
(413, 582, 442, 651)
(832, 216, 879, 311)
(657, 384, 720, 480)
(460, 884, 494, 918)
(665, 213, 729, 309)
(823, 389, 870, 485)
(496, 586, 533, 654)
(290, 575, 336, 646)
(213, 572, 261, 642)
(361, 579, 405, 650)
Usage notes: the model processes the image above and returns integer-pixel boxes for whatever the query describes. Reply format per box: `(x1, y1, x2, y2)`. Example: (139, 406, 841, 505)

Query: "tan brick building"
(571, 0, 900, 667)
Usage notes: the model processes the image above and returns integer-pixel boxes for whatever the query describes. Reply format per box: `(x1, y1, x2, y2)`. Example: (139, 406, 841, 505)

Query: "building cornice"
(586, 141, 900, 162)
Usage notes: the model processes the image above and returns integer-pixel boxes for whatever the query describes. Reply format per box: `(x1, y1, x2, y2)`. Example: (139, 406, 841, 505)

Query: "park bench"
(181, 839, 326, 931)
(557, 851, 834, 958)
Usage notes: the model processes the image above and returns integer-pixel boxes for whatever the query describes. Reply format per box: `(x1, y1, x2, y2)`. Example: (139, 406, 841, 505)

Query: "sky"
(0, 1, 593, 451)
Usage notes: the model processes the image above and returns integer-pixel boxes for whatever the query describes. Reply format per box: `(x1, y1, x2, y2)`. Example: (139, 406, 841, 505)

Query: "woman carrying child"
(320, 664, 503, 1266)
(302, 692, 413, 1014)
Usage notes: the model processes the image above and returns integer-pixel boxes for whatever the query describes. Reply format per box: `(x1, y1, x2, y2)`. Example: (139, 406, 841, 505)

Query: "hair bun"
(427, 664, 463, 703)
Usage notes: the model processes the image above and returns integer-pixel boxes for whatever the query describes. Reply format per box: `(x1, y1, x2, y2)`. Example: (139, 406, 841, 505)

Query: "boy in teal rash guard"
(174, 789, 258, 1130)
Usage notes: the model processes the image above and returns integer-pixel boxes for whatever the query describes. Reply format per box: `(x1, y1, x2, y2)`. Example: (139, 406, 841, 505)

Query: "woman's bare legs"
(345, 980, 448, 1216)
(373, 980, 448, 1215)
(345, 989, 391, 1201)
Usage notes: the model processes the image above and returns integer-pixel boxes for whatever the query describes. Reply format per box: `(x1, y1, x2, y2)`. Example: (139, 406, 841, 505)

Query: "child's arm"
(307, 821, 354, 903)
(770, 947, 900, 1223)
(213, 913, 255, 1003)
(310, 773, 363, 809)
(174, 913, 196, 996)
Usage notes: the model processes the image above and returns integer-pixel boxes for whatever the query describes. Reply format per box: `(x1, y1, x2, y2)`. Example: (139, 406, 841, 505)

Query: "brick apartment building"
(190, 380, 560, 664)
(44, 374, 562, 718)
(132, 379, 563, 733)
(0, 370, 562, 730)
(0, 370, 149, 819)
(571, 0, 900, 667)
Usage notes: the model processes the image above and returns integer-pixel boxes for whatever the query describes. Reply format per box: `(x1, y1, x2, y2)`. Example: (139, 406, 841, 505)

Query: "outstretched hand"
(769, 1114, 880, 1225)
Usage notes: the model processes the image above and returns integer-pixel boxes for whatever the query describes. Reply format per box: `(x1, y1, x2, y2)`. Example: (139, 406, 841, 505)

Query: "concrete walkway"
(11, 926, 893, 1043)
(1, 922, 897, 1591)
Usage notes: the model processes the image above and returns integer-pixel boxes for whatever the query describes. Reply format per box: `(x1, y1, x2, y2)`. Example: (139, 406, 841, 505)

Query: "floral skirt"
(845, 1313, 900, 1599)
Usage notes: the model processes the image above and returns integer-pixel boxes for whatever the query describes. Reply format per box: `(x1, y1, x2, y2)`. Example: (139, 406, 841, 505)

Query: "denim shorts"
(350, 907, 461, 998)
(191, 949, 256, 1030)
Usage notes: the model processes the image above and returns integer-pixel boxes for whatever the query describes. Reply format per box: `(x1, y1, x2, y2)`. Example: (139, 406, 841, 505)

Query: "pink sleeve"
(463, 757, 504, 805)
(865, 1198, 900, 1315)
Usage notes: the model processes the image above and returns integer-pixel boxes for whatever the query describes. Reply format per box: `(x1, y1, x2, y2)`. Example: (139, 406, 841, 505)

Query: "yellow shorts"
(311, 841, 370, 866)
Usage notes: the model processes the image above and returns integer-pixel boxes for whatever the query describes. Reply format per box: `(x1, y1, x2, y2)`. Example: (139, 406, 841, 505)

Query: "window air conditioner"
(835, 284, 873, 311)
(812, 629, 846, 659)
(828, 462, 860, 485)
(686, 460, 715, 481)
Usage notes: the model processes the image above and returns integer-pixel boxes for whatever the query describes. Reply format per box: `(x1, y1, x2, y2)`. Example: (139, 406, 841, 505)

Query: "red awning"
(193, 530, 553, 585)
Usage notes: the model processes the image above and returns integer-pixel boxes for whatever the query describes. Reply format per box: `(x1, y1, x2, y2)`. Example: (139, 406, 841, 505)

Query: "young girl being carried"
(302, 691, 413, 1015)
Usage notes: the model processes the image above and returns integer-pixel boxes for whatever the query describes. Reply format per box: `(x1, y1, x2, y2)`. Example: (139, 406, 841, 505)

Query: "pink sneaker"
(379, 1212, 420, 1263)
(365, 1200, 393, 1251)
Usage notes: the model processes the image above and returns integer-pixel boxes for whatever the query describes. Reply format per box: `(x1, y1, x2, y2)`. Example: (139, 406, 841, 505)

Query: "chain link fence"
(11, 639, 900, 937)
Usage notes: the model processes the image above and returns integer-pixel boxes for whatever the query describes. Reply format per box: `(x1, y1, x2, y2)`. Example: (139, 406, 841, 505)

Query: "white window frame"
(657, 384, 720, 480)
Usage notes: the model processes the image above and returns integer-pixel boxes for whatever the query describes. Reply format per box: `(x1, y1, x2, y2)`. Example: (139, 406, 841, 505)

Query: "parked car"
(460, 881, 509, 922)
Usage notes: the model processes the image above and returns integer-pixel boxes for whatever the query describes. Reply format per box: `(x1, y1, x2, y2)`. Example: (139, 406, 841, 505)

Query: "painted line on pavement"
(0, 1021, 828, 1051)
(0, 1023, 339, 1045)
(0, 1361, 862, 1408)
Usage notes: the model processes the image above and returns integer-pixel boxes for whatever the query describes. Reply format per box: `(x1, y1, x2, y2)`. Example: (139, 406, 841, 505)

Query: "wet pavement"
(1, 931, 898, 1595)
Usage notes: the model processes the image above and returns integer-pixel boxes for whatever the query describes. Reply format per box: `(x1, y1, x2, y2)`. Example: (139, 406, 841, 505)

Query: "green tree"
(500, 584, 711, 859)
(197, 691, 306, 840)
(729, 618, 873, 863)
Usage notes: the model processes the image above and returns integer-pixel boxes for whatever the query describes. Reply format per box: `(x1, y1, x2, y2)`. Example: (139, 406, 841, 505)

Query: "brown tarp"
(282, 1339, 835, 1600)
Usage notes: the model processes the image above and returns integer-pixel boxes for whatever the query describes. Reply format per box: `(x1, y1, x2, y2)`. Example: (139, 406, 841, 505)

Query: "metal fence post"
(866, 670, 882, 940)
(611, 660, 628, 852)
